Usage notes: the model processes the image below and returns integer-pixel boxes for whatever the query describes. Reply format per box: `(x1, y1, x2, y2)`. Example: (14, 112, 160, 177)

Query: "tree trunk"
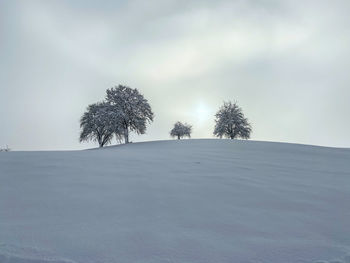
(98, 136, 104, 147)
(177, 135, 180, 140)
(124, 128, 129, 144)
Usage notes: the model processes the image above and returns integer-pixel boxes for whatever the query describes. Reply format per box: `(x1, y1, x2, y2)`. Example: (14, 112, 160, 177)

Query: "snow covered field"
(1, 139, 350, 263)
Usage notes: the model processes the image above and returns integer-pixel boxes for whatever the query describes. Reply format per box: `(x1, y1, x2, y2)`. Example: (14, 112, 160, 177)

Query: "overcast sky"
(1, 0, 349, 150)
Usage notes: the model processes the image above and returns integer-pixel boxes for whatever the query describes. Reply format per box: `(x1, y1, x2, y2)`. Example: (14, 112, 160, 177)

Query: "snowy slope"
(0, 139, 350, 263)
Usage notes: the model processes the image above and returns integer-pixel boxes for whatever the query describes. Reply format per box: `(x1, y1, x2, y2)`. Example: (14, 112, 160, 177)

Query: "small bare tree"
(0, 145, 11, 152)
(170, 122, 192, 140)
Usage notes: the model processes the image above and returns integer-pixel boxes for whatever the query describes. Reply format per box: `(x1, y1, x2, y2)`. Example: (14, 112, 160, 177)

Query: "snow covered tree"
(105, 85, 154, 144)
(79, 102, 115, 148)
(0, 145, 10, 152)
(213, 101, 252, 139)
(170, 122, 192, 140)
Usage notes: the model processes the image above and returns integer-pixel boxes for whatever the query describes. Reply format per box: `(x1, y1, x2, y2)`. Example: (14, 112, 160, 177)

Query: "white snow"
(0, 139, 349, 263)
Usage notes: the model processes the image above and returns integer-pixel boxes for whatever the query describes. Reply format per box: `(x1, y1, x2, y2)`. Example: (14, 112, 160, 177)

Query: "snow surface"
(0, 139, 350, 263)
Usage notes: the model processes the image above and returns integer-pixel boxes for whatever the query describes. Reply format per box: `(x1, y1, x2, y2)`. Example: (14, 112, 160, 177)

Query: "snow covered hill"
(1, 139, 350, 263)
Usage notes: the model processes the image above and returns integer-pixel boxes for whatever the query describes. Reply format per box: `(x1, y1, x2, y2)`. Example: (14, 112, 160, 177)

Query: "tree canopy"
(105, 85, 154, 144)
(213, 101, 252, 139)
(170, 121, 192, 140)
(79, 102, 115, 147)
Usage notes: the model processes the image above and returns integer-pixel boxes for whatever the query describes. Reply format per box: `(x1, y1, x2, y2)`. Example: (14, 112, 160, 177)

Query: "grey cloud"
(0, 0, 349, 150)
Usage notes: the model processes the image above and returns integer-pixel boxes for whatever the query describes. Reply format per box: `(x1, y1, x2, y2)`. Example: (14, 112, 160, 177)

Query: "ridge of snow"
(1, 139, 349, 263)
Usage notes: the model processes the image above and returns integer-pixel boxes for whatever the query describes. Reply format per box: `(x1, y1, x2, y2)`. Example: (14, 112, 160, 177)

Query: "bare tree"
(0, 145, 11, 152)
(79, 102, 115, 148)
(170, 122, 192, 140)
(105, 85, 154, 144)
(213, 101, 252, 139)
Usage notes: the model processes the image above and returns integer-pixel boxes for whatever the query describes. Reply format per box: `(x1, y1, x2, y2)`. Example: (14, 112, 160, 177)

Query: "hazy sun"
(194, 102, 212, 123)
